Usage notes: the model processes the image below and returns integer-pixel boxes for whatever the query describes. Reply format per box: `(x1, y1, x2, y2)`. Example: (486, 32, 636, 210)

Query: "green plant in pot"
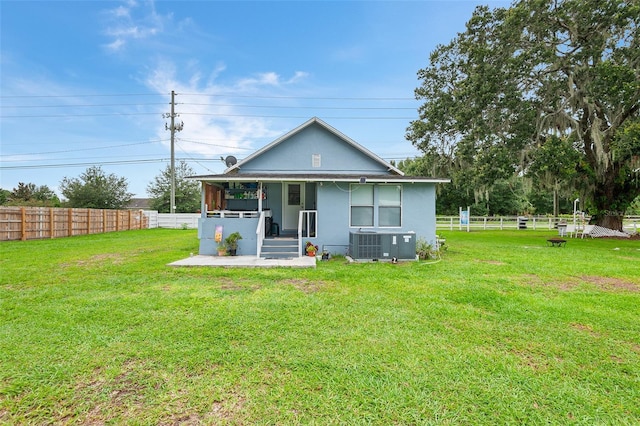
(225, 232, 242, 256)
(217, 242, 227, 256)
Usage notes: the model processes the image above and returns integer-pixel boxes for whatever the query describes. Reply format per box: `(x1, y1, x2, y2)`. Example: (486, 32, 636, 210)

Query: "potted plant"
(305, 241, 318, 257)
(225, 232, 243, 256)
(217, 242, 227, 256)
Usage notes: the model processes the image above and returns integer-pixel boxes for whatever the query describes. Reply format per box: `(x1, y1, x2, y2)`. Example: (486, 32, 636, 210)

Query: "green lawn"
(1, 229, 639, 424)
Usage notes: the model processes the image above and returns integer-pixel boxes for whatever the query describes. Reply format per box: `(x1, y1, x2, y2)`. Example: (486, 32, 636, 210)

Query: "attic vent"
(312, 154, 321, 168)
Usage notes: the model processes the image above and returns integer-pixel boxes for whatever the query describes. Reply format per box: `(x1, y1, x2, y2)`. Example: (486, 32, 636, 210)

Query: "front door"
(283, 182, 304, 231)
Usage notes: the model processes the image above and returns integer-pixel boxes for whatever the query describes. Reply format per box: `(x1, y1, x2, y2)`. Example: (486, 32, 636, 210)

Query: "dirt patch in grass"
(520, 274, 543, 285)
(206, 392, 247, 422)
(69, 361, 150, 423)
(511, 350, 548, 372)
(218, 277, 260, 292)
(281, 278, 328, 293)
(579, 275, 639, 292)
(62, 253, 125, 268)
(519, 274, 580, 291)
(521, 274, 639, 292)
(571, 322, 600, 336)
(551, 280, 582, 291)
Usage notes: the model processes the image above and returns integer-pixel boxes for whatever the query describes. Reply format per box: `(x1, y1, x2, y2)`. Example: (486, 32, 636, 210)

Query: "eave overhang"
(189, 173, 450, 184)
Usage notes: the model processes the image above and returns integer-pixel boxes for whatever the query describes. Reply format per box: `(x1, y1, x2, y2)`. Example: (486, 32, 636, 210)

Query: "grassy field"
(1, 229, 638, 424)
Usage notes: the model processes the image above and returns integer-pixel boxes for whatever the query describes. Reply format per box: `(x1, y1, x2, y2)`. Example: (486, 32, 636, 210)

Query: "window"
(312, 154, 321, 168)
(378, 185, 401, 227)
(350, 184, 373, 226)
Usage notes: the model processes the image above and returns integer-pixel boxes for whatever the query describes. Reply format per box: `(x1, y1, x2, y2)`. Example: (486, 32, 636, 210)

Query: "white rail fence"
(436, 215, 639, 233)
(145, 212, 639, 234)
(143, 211, 199, 229)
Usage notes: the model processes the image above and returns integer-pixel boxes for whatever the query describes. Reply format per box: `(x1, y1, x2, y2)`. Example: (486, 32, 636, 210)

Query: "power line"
(1, 112, 160, 118)
(177, 138, 254, 150)
(179, 113, 416, 120)
(2, 102, 416, 110)
(0, 158, 171, 170)
(0, 93, 164, 99)
(0, 157, 229, 170)
(2, 112, 416, 119)
(0, 138, 170, 148)
(180, 92, 415, 101)
(0, 102, 168, 108)
(1, 140, 166, 158)
(178, 102, 416, 110)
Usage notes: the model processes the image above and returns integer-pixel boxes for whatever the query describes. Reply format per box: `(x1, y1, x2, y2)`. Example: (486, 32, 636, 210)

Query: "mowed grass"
(1, 229, 638, 424)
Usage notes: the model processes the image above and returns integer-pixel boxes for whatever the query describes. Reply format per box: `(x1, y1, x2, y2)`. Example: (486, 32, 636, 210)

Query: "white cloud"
(236, 71, 310, 91)
(290, 71, 309, 83)
(112, 5, 131, 19)
(105, 38, 126, 52)
(102, 0, 166, 52)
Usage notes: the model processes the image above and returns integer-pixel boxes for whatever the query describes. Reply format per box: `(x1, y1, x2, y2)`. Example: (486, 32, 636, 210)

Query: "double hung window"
(378, 185, 401, 227)
(349, 184, 402, 227)
(350, 184, 374, 226)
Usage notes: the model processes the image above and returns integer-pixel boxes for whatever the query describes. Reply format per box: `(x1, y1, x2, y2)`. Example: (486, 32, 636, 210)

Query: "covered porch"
(198, 177, 318, 258)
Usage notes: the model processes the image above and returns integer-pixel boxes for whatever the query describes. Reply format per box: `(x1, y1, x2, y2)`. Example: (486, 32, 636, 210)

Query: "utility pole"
(164, 90, 183, 214)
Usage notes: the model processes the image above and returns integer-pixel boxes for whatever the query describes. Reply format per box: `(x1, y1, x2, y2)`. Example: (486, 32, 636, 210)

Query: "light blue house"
(191, 117, 448, 260)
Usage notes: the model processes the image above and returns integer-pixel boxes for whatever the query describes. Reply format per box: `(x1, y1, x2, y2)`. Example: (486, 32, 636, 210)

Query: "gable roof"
(224, 117, 404, 176)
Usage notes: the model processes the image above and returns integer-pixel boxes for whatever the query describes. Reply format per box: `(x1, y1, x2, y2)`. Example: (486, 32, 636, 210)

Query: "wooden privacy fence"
(0, 207, 148, 241)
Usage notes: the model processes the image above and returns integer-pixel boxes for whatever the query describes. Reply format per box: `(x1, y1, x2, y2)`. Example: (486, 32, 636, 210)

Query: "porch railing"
(298, 210, 317, 256)
(207, 210, 260, 218)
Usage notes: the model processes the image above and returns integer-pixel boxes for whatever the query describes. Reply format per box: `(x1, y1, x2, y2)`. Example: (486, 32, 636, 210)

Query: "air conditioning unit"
(349, 232, 382, 259)
(349, 232, 416, 260)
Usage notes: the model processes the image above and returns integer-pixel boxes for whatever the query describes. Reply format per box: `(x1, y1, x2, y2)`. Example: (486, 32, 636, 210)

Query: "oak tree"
(407, 0, 639, 230)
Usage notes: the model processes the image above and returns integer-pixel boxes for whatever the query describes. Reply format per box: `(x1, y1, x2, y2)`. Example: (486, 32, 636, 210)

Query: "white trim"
(194, 175, 450, 184)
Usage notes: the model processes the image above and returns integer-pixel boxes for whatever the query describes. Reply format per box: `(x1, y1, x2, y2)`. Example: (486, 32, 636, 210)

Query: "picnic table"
(547, 238, 567, 247)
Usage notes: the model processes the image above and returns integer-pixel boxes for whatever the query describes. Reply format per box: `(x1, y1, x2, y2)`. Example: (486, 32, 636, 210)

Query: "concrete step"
(261, 252, 299, 259)
(261, 238, 299, 258)
(263, 238, 298, 246)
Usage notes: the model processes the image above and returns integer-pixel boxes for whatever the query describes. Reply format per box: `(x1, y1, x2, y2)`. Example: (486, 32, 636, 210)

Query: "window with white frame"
(350, 184, 374, 226)
(378, 185, 402, 227)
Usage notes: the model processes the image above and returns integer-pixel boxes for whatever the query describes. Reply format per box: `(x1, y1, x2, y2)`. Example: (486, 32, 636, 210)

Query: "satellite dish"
(224, 155, 237, 167)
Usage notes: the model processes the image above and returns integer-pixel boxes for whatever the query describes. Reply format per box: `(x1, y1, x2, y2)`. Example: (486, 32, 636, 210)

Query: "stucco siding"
(311, 182, 438, 256)
(314, 182, 351, 255)
(401, 183, 437, 244)
(198, 217, 259, 255)
(240, 123, 389, 174)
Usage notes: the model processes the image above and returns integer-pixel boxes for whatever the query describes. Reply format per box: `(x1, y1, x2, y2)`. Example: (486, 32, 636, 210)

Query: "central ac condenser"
(349, 231, 416, 260)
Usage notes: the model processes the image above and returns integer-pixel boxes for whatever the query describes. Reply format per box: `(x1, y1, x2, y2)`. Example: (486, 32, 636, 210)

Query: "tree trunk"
(594, 214, 623, 231)
(587, 158, 637, 232)
(591, 175, 624, 231)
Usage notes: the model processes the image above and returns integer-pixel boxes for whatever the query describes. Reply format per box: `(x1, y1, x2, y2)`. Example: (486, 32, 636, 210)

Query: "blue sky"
(1, 0, 507, 198)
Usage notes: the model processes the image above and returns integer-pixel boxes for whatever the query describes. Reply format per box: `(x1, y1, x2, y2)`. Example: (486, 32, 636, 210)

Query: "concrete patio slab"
(168, 255, 316, 268)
